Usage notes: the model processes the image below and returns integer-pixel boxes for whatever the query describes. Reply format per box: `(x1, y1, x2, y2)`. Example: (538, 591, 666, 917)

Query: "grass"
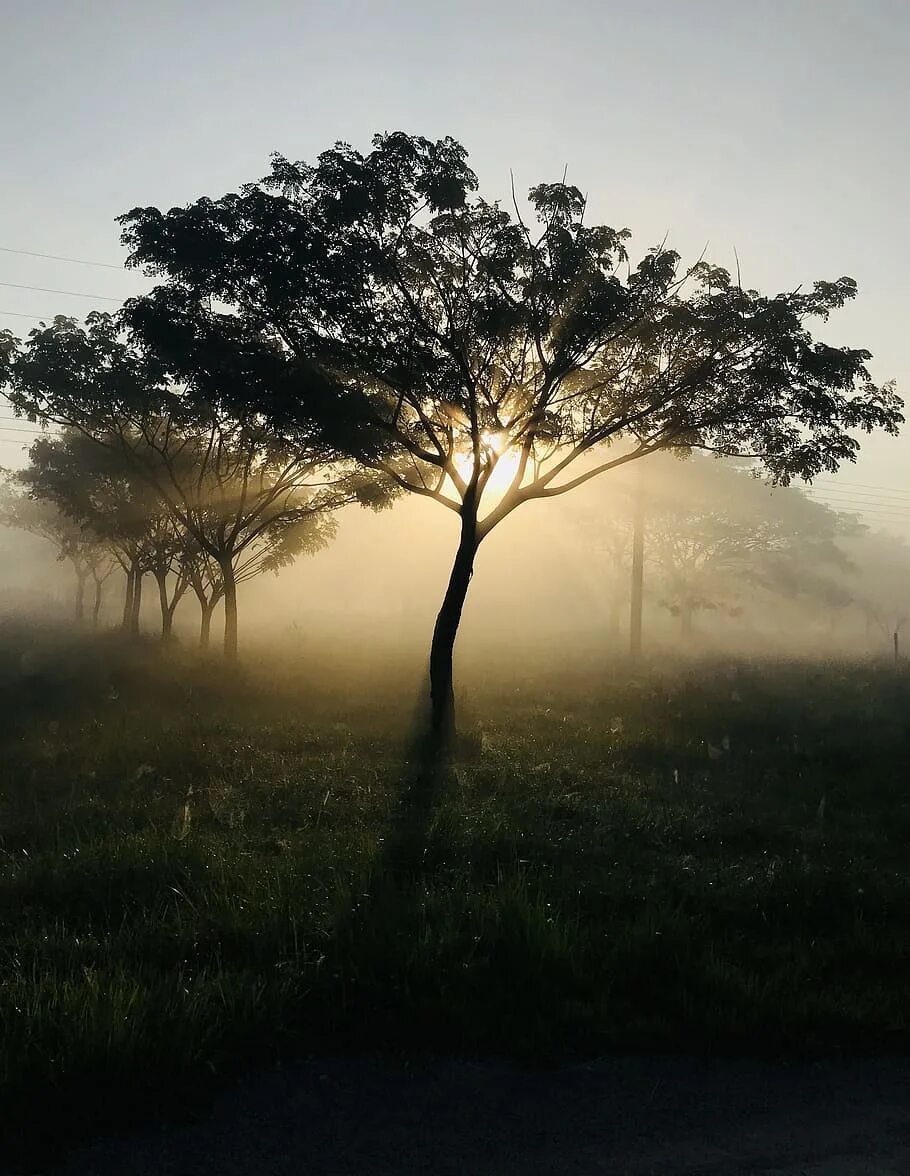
(2, 619, 910, 1166)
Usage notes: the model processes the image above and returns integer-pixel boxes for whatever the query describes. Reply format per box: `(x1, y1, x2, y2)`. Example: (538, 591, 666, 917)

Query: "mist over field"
(2, 451, 903, 673)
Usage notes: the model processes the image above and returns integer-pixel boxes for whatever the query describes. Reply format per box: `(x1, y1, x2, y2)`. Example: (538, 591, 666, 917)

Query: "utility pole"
(630, 467, 644, 661)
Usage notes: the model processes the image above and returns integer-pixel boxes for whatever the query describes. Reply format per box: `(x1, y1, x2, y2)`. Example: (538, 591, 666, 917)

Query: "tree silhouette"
(0, 315, 358, 656)
(0, 473, 112, 624)
(837, 529, 910, 655)
(114, 131, 902, 735)
(20, 432, 165, 635)
(183, 547, 224, 649)
(641, 459, 853, 638)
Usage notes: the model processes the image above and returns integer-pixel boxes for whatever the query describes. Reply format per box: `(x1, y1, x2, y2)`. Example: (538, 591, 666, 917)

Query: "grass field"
(2, 620, 910, 1165)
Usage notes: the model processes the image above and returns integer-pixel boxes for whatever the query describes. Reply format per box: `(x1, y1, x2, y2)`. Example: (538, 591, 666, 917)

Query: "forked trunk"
(429, 510, 478, 743)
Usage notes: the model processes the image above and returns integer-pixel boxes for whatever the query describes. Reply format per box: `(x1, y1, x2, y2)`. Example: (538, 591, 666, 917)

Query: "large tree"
(110, 132, 900, 732)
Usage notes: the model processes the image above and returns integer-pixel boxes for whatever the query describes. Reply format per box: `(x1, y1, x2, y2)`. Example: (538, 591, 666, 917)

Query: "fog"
(3, 451, 905, 676)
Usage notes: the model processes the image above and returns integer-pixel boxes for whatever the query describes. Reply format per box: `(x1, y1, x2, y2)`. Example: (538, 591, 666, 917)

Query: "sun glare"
(452, 432, 522, 499)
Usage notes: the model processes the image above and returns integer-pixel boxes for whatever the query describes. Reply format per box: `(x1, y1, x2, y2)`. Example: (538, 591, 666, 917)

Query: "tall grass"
(2, 623, 910, 1165)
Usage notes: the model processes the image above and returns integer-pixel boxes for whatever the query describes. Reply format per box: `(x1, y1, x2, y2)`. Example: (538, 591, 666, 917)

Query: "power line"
(807, 504, 910, 523)
(806, 489, 910, 508)
(805, 490, 910, 515)
(806, 492, 910, 512)
(0, 281, 123, 303)
(805, 486, 910, 506)
(0, 308, 60, 320)
(0, 245, 128, 271)
(814, 478, 910, 498)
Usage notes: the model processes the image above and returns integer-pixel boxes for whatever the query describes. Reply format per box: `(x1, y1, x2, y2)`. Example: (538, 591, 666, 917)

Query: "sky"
(2, 0, 909, 530)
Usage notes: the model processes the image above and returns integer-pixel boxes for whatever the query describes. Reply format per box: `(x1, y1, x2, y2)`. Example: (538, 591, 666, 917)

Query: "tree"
(0, 314, 358, 657)
(640, 458, 853, 638)
(0, 471, 112, 623)
(117, 413, 341, 657)
(110, 132, 900, 733)
(183, 548, 224, 649)
(20, 431, 166, 636)
(144, 512, 193, 641)
(837, 529, 910, 657)
(87, 552, 118, 627)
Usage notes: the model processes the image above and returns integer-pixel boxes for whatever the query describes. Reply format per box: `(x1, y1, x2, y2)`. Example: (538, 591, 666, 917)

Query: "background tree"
(183, 547, 224, 650)
(641, 458, 853, 639)
(61, 132, 906, 732)
(0, 472, 112, 624)
(117, 414, 342, 657)
(144, 512, 193, 641)
(566, 455, 856, 648)
(0, 314, 361, 657)
(836, 529, 910, 657)
(87, 551, 118, 628)
(19, 432, 166, 636)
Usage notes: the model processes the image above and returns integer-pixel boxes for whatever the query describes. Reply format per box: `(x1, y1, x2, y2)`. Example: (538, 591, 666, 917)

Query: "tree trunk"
(429, 511, 478, 742)
(155, 571, 174, 641)
(121, 567, 134, 631)
(74, 570, 87, 624)
(220, 560, 238, 660)
(129, 570, 143, 635)
(681, 604, 694, 639)
(92, 578, 103, 628)
(199, 602, 214, 649)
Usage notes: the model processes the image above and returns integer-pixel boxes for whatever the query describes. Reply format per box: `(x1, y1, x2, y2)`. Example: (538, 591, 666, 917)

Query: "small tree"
(145, 512, 193, 641)
(71, 134, 910, 731)
(20, 431, 167, 636)
(87, 552, 118, 627)
(121, 415, 341, 657)
(0, 472, 112, 623)
(183, 547, 224, 649)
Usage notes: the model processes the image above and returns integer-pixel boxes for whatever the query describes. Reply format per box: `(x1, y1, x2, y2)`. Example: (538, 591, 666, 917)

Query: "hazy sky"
(2, 0, 909, 527)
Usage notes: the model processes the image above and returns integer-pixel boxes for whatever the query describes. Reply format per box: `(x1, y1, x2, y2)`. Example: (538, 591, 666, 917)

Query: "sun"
(452, 431, 521, 498)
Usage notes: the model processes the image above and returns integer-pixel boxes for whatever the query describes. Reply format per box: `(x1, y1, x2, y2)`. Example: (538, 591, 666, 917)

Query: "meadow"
(2, 620, 909, 1165)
